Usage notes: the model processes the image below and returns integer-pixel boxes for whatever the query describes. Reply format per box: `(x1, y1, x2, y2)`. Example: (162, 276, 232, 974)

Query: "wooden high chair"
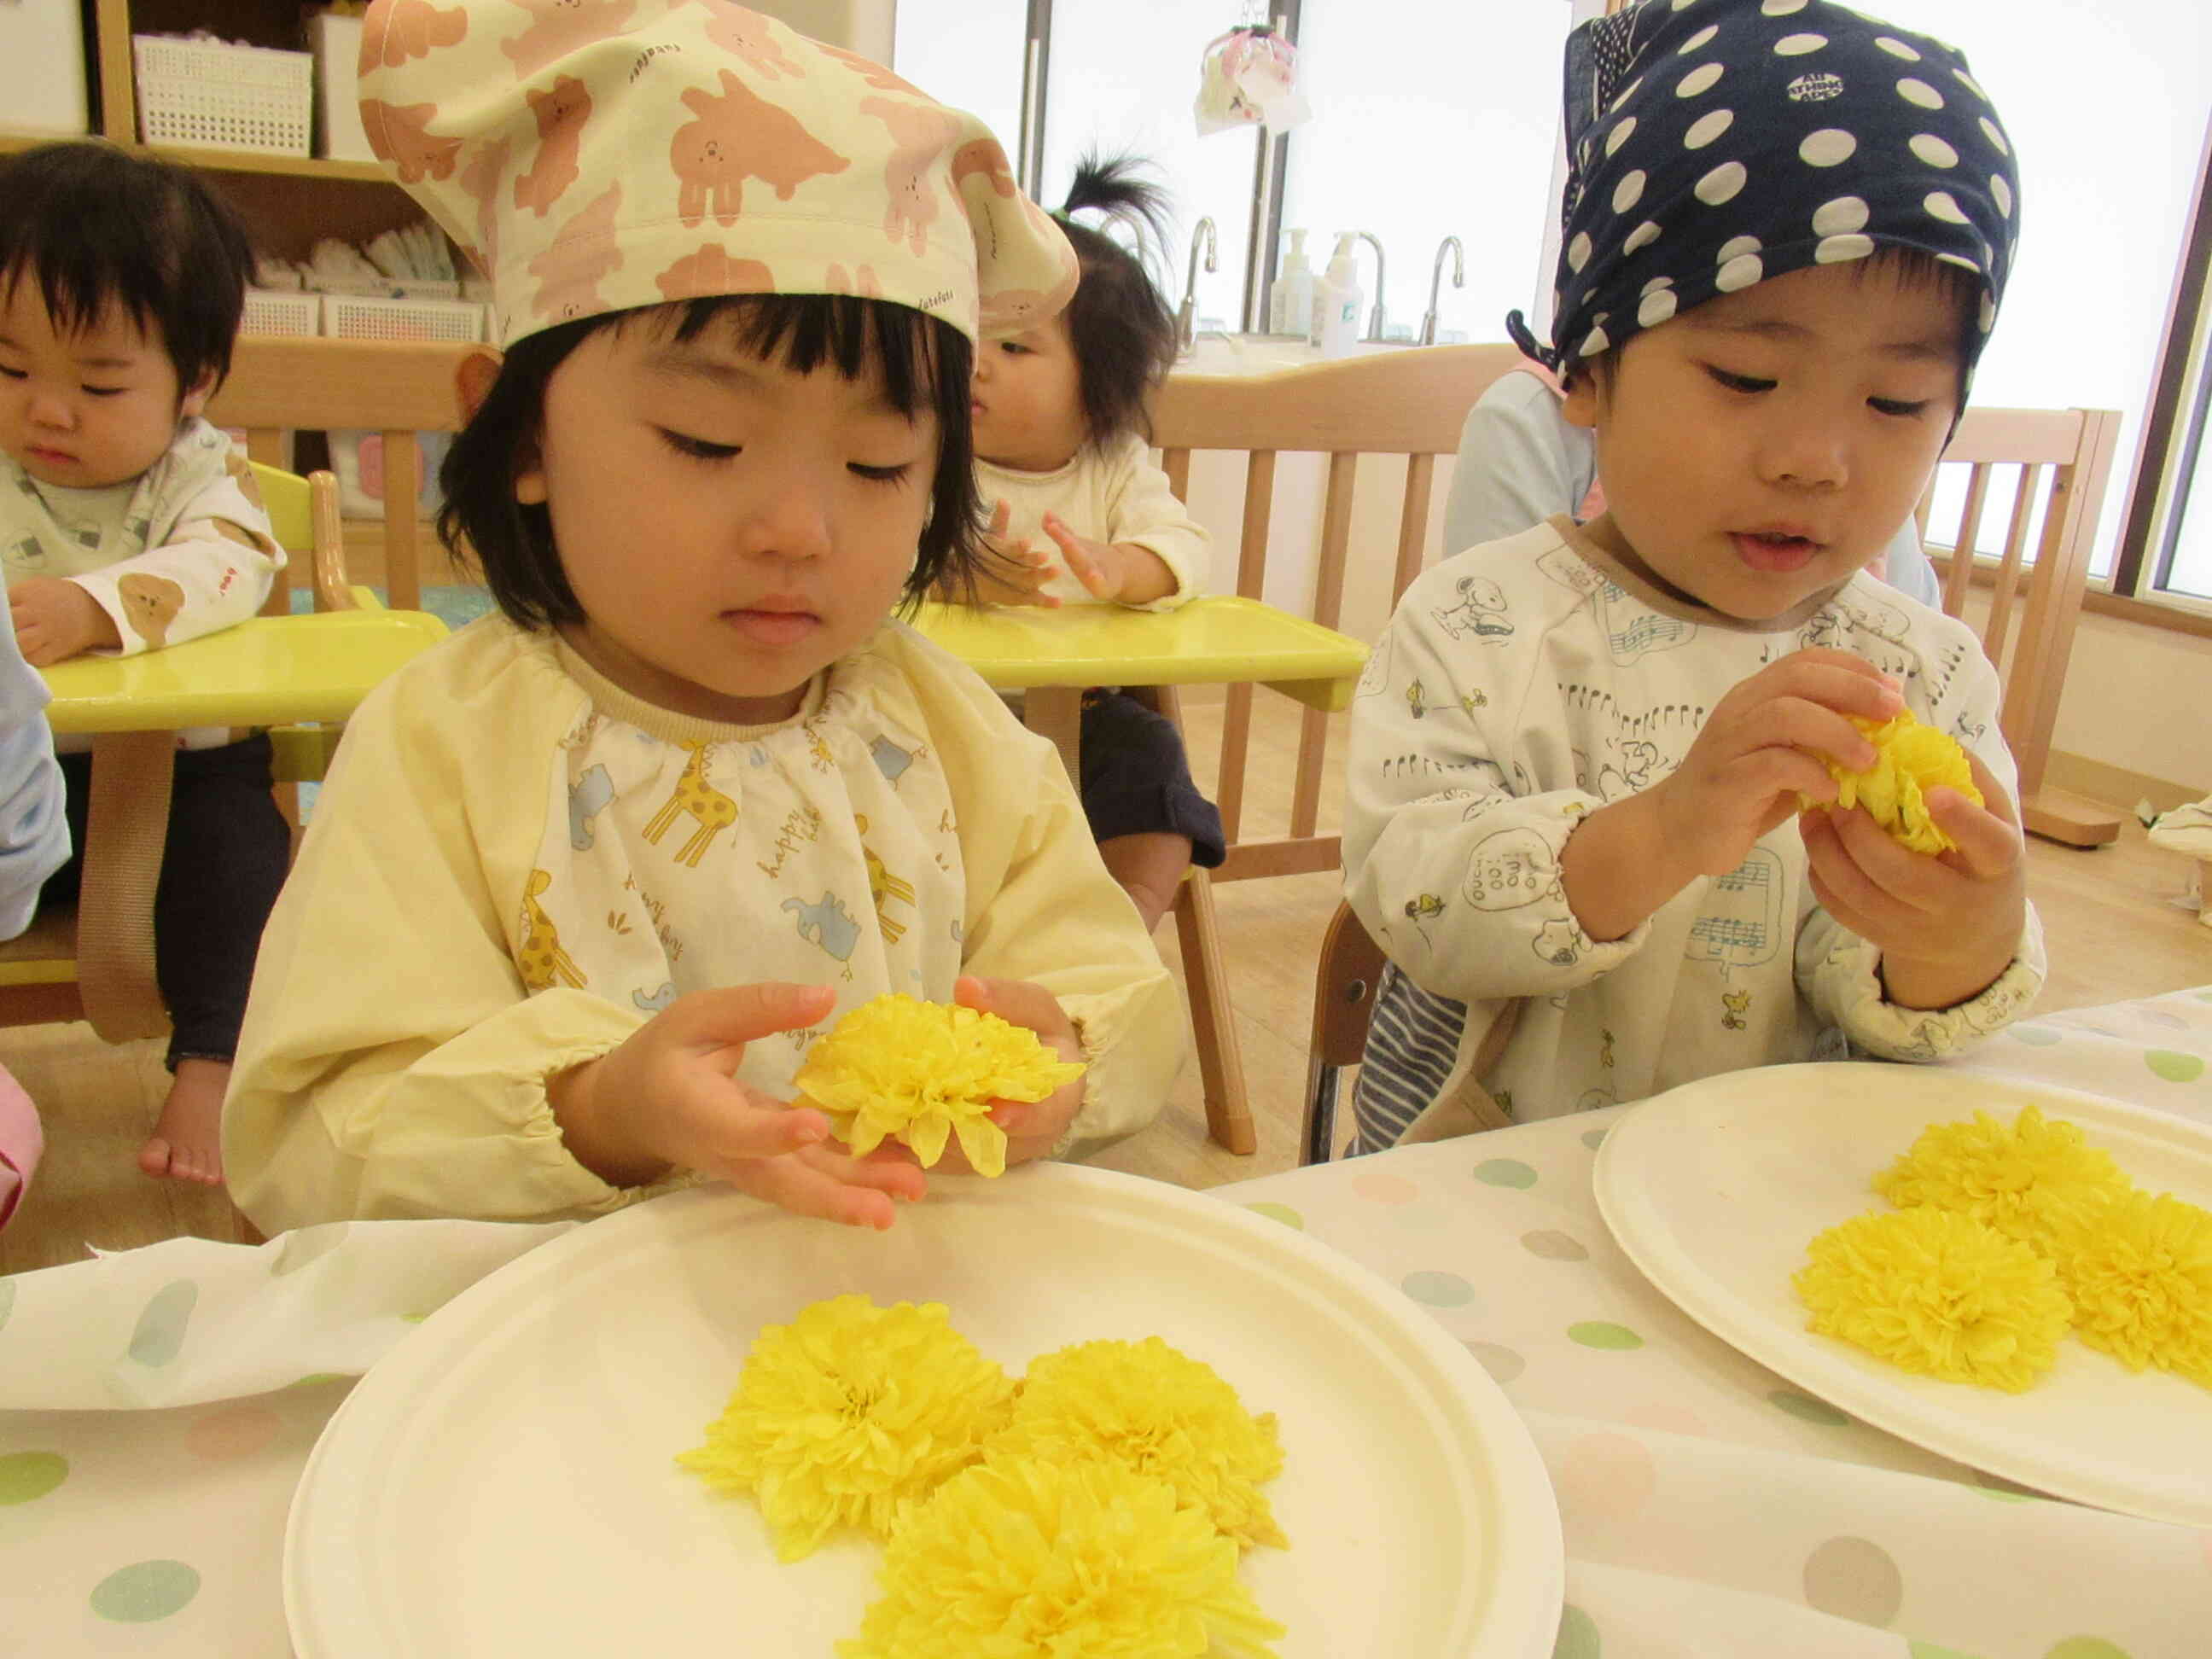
(0, 463, 446, 1043)
(1913, 406, 2123, 847)
(210, 336, 481, 614)
(1145, 343, 1523, 1153)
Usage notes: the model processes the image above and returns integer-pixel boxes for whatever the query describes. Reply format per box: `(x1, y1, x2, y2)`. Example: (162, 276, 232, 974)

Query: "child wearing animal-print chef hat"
(1342, 0, 2045, 1151)
(224, 0, 1185, 1232)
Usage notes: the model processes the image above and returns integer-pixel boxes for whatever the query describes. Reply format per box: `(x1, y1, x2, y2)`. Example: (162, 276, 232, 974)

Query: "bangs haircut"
(442, 292, 981, 631)
(0, 141, 253, 393)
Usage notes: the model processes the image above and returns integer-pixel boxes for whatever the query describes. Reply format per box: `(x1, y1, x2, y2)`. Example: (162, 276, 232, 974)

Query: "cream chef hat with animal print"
(357, 0, 1077, 348)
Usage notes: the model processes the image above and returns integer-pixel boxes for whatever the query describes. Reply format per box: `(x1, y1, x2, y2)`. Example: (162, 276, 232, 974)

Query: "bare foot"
(138, 1057, 230, 1185)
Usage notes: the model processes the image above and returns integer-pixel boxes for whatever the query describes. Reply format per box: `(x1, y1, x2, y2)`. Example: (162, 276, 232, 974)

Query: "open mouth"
(1732, 531, 1819, 573)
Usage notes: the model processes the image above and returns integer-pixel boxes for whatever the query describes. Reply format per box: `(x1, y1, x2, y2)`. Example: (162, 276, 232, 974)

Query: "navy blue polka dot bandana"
(1506, 0, 2018, 381)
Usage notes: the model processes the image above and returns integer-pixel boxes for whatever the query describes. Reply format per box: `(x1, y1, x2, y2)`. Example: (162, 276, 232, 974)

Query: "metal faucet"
(1419, 236, 1464, 346)
(1176, 217, 1219, 353)
(1352, 230, 1388, 341)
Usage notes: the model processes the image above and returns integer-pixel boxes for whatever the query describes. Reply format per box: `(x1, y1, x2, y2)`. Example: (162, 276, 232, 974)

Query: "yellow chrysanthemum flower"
(1796, 1207, 2074, 1392)
(1874, 1105, 2136, 1256)
(676, 1294, 1016, 1561)
(2052, 1190, 2212, 1387)
(837, 1458, 1286, 1659)
(1807, 709, 1982, 853)
(983, 1337, 1288, 1550)
(794, 994, 1086, 1177)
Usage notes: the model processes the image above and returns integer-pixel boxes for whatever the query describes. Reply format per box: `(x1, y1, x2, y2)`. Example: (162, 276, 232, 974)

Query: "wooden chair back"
(210, 336, 480, 614)
(1301, 899, 1385, 1166)
(1150, 343, 1522, 883)
(1914, 407, 2122, 845)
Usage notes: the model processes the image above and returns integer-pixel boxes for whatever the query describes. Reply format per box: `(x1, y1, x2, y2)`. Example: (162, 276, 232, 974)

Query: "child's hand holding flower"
(548, 982, 927, 1230)
(10, 576, 118, 665)
(1800, 745, 2028, 1012)
(1042, 513, 1178, 607)
(808, 977, 1088, 1176)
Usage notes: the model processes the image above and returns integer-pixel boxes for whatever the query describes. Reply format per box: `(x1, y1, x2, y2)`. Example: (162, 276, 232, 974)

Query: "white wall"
(755, 0, 894, 63)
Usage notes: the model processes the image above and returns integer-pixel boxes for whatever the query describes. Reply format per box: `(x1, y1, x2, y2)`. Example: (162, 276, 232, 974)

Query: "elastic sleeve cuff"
(1824, 929, 2046, 1062)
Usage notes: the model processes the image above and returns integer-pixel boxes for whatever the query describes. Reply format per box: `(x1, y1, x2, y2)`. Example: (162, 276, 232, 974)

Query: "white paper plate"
(286, 1163, 1563, 1656)
(1592, 1063, 2212, 1525)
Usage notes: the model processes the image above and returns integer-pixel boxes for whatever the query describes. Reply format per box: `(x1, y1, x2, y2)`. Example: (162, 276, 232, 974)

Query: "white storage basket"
(132, 35, 312, 156)
(321, 293, 486, 345)
(241, 288, 321, 337)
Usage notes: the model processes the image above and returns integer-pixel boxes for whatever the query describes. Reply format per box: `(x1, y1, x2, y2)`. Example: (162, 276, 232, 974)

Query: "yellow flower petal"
(1796, 1207, 2073, 1391)
(676, 1294, 1016, 1561)
(1802, 709, 1982, 853)
(795, 994, 1084, 1175)
(838, 1458, 1285, 1659)
(1874, 1105, 2135, 1257)
(984, 1336, 1289, 1550)
(2053, 1190, 2212, 1386)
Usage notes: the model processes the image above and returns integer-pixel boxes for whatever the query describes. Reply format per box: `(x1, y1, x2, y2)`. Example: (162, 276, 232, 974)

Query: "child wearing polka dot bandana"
(1342, 0, 2043, 1150)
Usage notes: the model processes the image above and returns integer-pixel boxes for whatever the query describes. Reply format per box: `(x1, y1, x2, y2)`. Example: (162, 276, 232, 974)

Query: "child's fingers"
(655, 981, 837, 1056)
(953, 973, 1076, 1043)
(1925, 788, 2024, 880)
(724, 1150, 906, 1231)
(988, 498, 1012, 538)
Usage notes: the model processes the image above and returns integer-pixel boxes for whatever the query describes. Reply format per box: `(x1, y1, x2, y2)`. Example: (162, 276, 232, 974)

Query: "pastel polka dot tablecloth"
(1212, 986, 2212, 1659)
(1, 989, 2209, 1656)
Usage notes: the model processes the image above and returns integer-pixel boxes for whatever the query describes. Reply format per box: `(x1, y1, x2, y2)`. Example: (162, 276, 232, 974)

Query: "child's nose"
(743, 474, 835, 563)
(1758, 410, 1848, 491)
(26, 390, 75, 430)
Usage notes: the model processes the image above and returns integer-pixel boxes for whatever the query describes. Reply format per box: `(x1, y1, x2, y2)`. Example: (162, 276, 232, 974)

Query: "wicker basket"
(321, 293, 486, 345)
(132, 35, 312, 156)
(241, 288, 321, 337)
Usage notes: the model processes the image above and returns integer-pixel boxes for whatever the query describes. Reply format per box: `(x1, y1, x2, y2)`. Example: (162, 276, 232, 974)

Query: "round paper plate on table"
(287, 1162, 1563, 1656)
(1594, 1062, 2212, 1526)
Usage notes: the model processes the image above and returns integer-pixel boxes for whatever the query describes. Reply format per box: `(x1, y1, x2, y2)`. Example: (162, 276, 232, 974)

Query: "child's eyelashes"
(1703, 365, 1776, 395)
(657, 428, 741, 462)
(848, 461, 915, 486)
(1868, 397, 1933, 419)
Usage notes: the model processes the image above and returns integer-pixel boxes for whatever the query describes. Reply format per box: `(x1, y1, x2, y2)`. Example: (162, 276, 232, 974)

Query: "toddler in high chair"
(221, 0, 1185, 1234)
(1344, 0, 2045, 1152)
(0, 142, 291, 1187)
(954, 155, 1225, 932)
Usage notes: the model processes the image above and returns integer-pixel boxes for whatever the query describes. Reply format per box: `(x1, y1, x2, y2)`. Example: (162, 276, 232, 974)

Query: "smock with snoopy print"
(1342, 515, 2044, 1148)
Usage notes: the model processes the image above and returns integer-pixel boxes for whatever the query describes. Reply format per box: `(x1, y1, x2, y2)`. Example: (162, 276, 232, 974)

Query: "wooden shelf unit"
(31, 0, 423, 260)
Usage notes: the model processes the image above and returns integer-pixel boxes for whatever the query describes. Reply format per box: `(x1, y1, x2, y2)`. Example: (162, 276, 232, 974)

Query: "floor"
(3, 690, 2209, 1275)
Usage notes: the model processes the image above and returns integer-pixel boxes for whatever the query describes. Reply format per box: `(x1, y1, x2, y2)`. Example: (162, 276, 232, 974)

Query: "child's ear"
(178, 370, 218, 420)
(1560, 366, 1601, 432)
(454, 346, 502, 422)
(454, 346, 547, 506)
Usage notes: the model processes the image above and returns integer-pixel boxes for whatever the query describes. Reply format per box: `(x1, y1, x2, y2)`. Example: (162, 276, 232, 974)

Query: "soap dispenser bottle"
(1313, 232, 1364, 358)
(1269, 229, 1313, 336)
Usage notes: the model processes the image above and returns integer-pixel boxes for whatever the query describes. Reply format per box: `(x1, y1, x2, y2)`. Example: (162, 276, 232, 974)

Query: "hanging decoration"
(1193, 20, 1309, 137)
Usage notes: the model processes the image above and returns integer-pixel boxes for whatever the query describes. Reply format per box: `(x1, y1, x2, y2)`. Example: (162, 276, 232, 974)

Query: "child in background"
(0, 142, 289, 1186)
(0, 615, 72, 1229)
(1344, 0, 2044, 1150)
(958, 155, 1225, 931)
(222, 0, 1184, 1234)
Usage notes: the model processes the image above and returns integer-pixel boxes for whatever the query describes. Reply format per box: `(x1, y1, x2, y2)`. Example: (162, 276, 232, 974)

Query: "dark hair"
(1565, 246, 1979, 405)
(1049, 154, 1179, 448)
(0, 141, 254, 393)
(442, 294, 980, 630)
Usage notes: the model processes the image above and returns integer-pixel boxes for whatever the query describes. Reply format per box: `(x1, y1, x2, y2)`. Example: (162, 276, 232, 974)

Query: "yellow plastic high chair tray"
(908, 594, 1368, 712)
(39, 610, 449, 734)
